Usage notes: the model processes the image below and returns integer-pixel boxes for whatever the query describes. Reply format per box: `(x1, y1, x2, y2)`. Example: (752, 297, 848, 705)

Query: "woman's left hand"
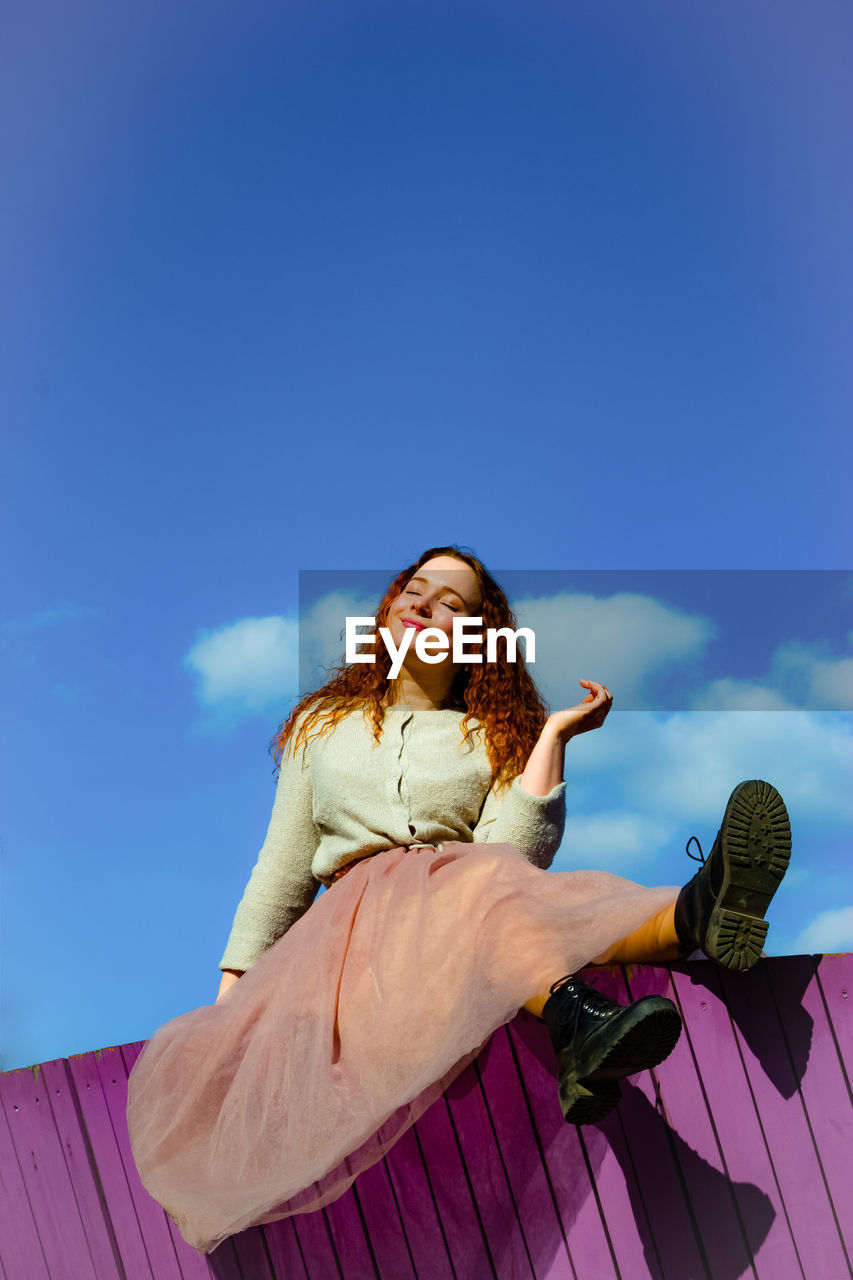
(546, 679, 613, 743)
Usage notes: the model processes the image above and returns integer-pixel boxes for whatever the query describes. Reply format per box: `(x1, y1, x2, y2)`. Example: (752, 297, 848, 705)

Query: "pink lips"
(402, 619, 427, 631)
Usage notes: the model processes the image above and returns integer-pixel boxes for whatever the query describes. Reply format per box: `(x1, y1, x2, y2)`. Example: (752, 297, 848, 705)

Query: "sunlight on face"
(386, 556, 483, 655)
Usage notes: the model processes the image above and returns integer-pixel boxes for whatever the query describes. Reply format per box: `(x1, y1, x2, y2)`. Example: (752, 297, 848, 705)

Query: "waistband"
(329, 844, 439, 885)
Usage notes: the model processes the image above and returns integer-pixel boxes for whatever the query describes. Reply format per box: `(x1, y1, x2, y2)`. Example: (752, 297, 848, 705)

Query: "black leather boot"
(674, 779, 791, 972)
(542, 975, 682, 1125)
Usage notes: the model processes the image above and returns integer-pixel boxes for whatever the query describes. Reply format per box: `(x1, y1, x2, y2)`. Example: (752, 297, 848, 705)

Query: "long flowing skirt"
(126, 841, 679, 1254)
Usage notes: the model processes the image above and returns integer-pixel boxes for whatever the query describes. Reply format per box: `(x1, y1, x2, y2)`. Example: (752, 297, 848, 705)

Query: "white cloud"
(563, 710, 853, 827)
(514, 591, 714, 709)
(689, 640, 853, 713)
(772, 643, 853, 711)
(184, 616, 299, 710)
(299, 590, 381, 683)
(552, 711, 852, 909)
(691, 680, 794, 711)
(183, 591, 379, 716)
(555, 812, 678, 875)
(186, 586, 853, 723)
(789, 906, 853, 954)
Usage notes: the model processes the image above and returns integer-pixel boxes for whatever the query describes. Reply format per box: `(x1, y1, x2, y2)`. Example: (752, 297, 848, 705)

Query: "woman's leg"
(592, 900, 682, 965)
(525, 780, 791, 1125)
(523, 990, 551, 1019)
(521, 900, 680, 1018)
(525, 777, 792, 1017)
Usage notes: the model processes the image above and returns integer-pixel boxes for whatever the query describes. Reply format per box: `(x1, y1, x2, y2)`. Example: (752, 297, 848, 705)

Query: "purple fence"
(2, 954, 851, 1279)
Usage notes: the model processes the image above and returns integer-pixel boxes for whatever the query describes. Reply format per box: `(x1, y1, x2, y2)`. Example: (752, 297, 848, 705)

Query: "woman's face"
(385, 555, 483, 660)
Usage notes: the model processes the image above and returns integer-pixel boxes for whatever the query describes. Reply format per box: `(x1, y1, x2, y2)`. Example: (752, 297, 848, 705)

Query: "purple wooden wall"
(2, 954, 851, 1280)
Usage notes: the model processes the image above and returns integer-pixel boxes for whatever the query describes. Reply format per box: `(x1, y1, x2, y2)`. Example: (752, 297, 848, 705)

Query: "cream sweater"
(219, 705, 567, 973)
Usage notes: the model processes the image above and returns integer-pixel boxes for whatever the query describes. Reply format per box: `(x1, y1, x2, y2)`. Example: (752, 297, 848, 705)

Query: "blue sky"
(2, 0, 851, 1070)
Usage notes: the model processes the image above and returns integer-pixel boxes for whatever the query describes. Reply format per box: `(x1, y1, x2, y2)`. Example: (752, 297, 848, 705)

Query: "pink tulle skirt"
(126, 841, 678, 1253)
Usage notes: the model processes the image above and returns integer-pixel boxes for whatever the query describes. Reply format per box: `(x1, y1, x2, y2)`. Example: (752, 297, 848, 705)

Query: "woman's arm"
(519, 678, 613, 796)
(471, 679, 613, 867)
(217, 726, 322, 980)
(216, 969, 244, 1003)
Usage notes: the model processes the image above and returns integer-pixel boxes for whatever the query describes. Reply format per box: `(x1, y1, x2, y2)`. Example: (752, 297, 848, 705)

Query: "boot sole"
(559, 996, 683, 1085)
(704, 780, 792, 972)
(559, 1078, 622, 1126)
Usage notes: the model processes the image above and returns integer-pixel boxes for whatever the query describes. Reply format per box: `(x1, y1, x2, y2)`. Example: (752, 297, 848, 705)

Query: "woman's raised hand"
(547, 679, 613, 743)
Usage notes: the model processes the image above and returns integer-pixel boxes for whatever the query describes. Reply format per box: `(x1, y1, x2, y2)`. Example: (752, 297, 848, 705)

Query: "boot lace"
(576, 983, 622, 1018)
(686, 836, 706, 865)
(549, 976, 619, 1019)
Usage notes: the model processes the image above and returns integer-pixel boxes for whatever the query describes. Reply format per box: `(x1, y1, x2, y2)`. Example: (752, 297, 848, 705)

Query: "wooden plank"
(505, 1011, 619, 1280)
(590, 966, 708, 1279)
(0, 1089, 51, 1280)
(228, 1227, 275, 1279)
(202, 1238, 244, 1279)
(120, 1044, 225, 1274)
(261, 1216, 309, 1279)
(39, 1059, 126, 1280)
(815, 954, 853, 1087)
(382, 1124, 456, 1280)
(348, 1156, 417, 1279)
(412, 1087, 498, 1278)
(443, 1054, 536, 1280)
(718, 961, 850, 1278)
(668, 962, 799, 1279)
(572, 967, 676, 1280)
(765, 956, 853, 1269)
(291, 1203, 345, 1280)
(479, 1022, 579, 1280)
(579, 1106, 661, 1280)
(0, 1064, 100, 1280)
(118, 1042, 216, 1277)
(510, 982, 661, 1280)
(322, 1172, 382, 1280)
(625, 962, 761, 1280)
(68, 1049, 163, 1280)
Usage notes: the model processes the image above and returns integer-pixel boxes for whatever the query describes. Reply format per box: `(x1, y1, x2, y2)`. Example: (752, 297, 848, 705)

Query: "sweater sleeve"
(471, 775, 566, 870)
(218, 734, 322, 972)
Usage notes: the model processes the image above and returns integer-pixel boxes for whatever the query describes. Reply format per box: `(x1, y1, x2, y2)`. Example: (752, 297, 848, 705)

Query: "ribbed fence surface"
(2, 954, 850, 1280)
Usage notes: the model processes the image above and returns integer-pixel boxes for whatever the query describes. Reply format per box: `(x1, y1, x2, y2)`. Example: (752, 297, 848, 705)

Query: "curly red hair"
(271, 546, 549, 787)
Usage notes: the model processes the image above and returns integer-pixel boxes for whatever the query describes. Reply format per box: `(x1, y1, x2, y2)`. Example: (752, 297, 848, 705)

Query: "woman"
(126, 546, 791, 1254)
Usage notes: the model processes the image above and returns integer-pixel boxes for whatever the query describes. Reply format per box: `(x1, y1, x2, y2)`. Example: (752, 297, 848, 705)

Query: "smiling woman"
(125, 545, 792, 1255)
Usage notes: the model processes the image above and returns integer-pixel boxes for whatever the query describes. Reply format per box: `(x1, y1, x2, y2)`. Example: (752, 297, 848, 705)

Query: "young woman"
(126, 547, 792, 1254)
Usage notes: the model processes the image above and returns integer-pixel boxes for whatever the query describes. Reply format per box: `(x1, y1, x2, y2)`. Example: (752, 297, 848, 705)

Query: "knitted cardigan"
(219, 705, 566, 972)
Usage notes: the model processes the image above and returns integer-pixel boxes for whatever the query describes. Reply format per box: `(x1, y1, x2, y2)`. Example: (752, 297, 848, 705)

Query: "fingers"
(579, 678, 613, 704)
(550, 681, 614, 738)
(576, 679, 614, 730)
